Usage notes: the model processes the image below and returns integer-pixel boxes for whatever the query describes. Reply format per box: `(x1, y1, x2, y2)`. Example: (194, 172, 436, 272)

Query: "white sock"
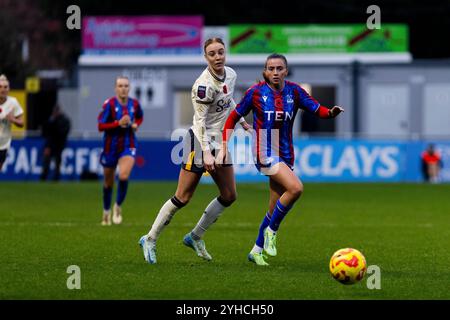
(251, 245, 263, 254)
(147, 199, 181, 241)
(192, 197, 226, 239)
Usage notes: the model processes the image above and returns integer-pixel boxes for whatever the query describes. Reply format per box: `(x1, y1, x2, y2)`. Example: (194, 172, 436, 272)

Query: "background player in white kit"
(139, 38, 251, 264)
(0, 75, 24, 171)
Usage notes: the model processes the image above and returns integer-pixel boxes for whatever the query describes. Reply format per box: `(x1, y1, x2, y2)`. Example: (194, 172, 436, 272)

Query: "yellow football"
(329, 248, 367, 285)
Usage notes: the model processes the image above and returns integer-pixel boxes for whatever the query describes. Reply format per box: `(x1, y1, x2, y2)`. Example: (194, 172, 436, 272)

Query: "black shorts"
(0, 149, 7, 164)
(181, 128, 232, 174)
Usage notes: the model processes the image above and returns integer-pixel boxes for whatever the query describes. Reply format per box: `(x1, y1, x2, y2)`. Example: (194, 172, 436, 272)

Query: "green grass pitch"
(1, 182, 449, 299)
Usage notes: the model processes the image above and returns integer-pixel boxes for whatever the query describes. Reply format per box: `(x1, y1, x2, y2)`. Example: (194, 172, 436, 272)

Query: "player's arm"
(98, 100, 120, 131)
(192, 84, 216, 171)
(296, 85, 344, 118)
(222, 87, 254, 143)
(131, 101, 144, 131)
(192, 85, 215, 152)
(6, 99, 24, 127)
(316, 105, 344, 118)
(6, 112, 24, 127)
(230, 98, 251, 131)
(221, 86, 255, 158)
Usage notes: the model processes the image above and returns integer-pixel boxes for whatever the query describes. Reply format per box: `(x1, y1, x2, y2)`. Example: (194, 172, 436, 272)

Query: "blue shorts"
(100, 148, 136, 168)
(255, 156, 294, 174)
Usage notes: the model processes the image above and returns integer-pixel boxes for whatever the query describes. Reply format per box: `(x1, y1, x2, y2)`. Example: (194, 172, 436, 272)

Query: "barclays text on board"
(1, 138, 449, 183)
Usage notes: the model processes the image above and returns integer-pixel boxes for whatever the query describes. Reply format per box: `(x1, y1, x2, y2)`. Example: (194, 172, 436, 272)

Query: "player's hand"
(241, 121, 253, 133)
(215, 147, 228, 168)
(131, 123, 138, 131)
(329, 106, 344, 118)
(119, 115, 131, 127)
(6, 111, 15, 123)
(203, 150, 215, 172)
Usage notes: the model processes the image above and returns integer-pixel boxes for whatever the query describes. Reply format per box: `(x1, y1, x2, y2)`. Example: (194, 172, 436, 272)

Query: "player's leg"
(139, 168, 202, 264)
(149, 168, 201, 240)
(184, 165, 236, 261)
(0, 149, 7, 171)
(250, 179, 284, 261)
(191, 165, 236, 239)
(102, 166, 115, 226)
(429, 163, 439, 183)
(53, 148, 63, 181)
(153, 128, 202, 237)
(40, 147, 51, 181)
(112, 155, 135, 224)
(140, 128, 203, 264)
(263, 162, 303, 256)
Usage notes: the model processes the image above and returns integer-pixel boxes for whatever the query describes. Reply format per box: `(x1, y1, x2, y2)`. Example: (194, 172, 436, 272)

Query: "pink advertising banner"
(82, 16, 203, 54)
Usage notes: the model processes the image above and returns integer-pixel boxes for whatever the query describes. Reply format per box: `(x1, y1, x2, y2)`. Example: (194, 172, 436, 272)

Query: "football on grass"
(329, 248, 367, 285)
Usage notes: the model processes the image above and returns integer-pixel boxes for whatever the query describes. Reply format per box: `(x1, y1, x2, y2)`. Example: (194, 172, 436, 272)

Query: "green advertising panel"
(229, 24, 408, 53)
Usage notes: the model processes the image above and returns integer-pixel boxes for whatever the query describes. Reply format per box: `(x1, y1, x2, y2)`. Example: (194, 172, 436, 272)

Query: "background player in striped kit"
(139, 38, 251, 264)
(220, 54, 344, 265)
(0, 74, 24, 171)
(98, 76, 143, 225)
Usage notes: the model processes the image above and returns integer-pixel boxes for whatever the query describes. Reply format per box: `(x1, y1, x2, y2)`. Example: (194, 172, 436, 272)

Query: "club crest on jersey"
(287, 95, 294, 104)
(223, 85, 228, 94)
(197, 86, 207, 99)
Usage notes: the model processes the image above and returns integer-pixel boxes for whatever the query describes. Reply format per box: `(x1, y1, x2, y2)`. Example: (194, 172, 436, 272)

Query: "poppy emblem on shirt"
(223, 85, 228, 94)
(197, 86, 207, 99)
(275, 98, 283, 108)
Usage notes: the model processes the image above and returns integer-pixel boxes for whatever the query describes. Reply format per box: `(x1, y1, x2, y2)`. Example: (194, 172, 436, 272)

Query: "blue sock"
(103, 186, 112, 211)
(255, 212, 271, 248)
(116, 179, 129, 206)
(269, 200, 293, 232)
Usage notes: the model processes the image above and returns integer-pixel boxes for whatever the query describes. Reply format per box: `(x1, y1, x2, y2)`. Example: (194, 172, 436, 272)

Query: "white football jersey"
(0, 96, 24, 150)
(191, 66, 239, 151)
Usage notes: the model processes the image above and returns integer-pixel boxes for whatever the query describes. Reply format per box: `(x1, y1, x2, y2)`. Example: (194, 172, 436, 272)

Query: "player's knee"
(225, 193, 237, 205)
(175, 192, 193, 204)
(118, 172, 130, 181)
(289, 183, 303, 200)
(103, 178, 114, 188)
(218, 193, 236, 207)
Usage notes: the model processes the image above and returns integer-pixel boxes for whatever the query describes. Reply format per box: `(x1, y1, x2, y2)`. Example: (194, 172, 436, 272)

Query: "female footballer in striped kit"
(98, 76, 143, 226)
(220, 54, 344, 265)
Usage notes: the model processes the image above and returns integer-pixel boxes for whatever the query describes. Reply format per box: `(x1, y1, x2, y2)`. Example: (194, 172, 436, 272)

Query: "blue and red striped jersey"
(235, 81, 320, 167)
(97, 97, 143, 154)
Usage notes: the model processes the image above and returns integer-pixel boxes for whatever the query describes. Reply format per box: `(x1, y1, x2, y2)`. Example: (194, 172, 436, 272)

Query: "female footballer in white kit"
(139, 38, 251, 264)
(0, 74, 24, 171)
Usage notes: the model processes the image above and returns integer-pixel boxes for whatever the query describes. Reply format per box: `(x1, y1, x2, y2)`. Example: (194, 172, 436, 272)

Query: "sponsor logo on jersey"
(197, 86, 207, 99)
(262, 96, 268, 102)
(264, 110, 294, 121)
